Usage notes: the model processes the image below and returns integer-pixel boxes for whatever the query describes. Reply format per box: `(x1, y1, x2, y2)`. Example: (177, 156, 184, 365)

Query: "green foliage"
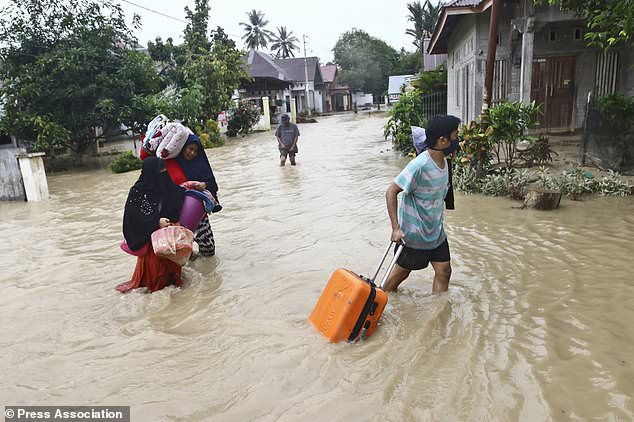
(393, 48, 422, 75)
(405, 0, 442, 70)
(109, 150, 143, 173)
(383, 90, 427, 155)
(410, 65, 448, 93)
(240, 9, 274, 49)
(537, 167, 630, 198)
(453, 164, 482, 194)
(197, 119, 224, 148)
(454, 167, 533, 198)
(594, 94, 634, 132)
(271, 27, 300, 58)
(0, 0, 161, 154)
(227, 101, 261, 137)
(596, 171, 631, 196)
(540, 0, 633, 49)
(456, 118, 494, 170)
(488, 101, 541, 167)
(334, 29, 398, 97)
(146, 1, 247, 128)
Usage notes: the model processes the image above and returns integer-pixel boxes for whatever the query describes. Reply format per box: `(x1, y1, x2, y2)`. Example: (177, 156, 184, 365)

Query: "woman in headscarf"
(175, 134, 220, 257)
(116, 157, 186, 293)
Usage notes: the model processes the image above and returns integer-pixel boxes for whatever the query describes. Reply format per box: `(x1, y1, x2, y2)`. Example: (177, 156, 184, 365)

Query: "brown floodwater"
(1, 113, 633, 421)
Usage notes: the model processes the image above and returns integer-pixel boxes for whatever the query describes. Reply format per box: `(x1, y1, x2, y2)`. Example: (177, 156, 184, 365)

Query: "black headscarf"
(123, 157, 185, 251)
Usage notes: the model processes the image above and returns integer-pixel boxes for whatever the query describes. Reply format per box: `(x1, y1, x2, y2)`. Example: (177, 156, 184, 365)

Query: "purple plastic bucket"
(179, 194, 206, 231)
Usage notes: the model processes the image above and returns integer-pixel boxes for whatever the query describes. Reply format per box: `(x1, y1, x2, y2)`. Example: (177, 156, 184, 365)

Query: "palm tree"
(271, 27, 300, 58)
(240, 9, 274, 50)
(406, 0, 442, 70)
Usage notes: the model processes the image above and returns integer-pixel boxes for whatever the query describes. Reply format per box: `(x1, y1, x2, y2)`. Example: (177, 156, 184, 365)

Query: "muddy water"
(0, 113, 632, 421)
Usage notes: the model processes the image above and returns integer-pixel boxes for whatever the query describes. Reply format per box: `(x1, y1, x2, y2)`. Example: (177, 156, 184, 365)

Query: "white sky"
(118, 0, 435, 62)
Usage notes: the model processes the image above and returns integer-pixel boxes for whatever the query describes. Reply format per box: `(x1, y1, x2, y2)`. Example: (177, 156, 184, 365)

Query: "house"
(428, 0, 633, 133)
(241, 50, 325, 114)
(321, 64, 375, 111)
(387, 74, 416, 103)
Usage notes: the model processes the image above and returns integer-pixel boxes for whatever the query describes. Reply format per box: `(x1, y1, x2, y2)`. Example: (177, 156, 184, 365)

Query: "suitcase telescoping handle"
(371, 241, 404, 290)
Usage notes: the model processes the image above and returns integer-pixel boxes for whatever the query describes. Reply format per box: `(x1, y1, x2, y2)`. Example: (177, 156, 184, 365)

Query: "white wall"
(353, 92, 374, 106)
(447, 15, 478, 122)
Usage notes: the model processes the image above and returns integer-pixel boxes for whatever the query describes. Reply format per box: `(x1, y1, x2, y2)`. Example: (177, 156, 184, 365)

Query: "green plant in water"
(196, 119, 224, 148)
(227, 100, 260, 137)
(109, 150, 142, 173)
(453, 163, 481, 193)
(383, 90, 426, 155)
(596, 170, 631, 196)
(488, 101, 541, 167)
(556, 169, 596, 200)
(457, 119, 494, 172)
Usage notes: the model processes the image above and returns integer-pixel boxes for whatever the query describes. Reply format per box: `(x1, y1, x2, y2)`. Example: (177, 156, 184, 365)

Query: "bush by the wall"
(109, 150, 142, 173)
(227, 101, 260, 137)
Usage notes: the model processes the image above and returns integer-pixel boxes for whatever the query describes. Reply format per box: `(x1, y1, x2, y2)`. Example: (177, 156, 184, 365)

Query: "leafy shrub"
(197, 119, 224, 148)
(557, 169, 596, 199)
(227, 101, 260, 137)
(383, 90, 427, 155)
(594, 94, 634, 132)
(453, 163, 482, 193)
(488, 101, 541, 167)
(109, 150, 142, 173)
(596, 170, 631, 196)
(457, 119, 494, 171)
(410, 65, 447, 93)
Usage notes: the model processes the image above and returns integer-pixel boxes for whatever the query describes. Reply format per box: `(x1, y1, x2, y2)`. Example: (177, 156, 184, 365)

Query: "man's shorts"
(395, 239, 451, 271)
(279, 146, 298, 158)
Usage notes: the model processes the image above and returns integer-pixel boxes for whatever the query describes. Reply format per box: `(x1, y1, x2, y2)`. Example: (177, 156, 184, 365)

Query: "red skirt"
(116, 245, 183, 293)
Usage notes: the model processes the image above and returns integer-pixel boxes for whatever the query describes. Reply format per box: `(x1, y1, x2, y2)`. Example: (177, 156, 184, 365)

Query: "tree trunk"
(523, 189, 562, 210)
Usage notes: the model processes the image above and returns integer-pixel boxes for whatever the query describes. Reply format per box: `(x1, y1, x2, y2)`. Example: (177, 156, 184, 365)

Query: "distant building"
(241, 50, 325, 114)
(387, 74, 416, 103)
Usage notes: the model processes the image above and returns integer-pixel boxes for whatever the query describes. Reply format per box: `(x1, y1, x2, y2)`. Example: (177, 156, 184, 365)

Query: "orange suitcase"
(309, 242, 403, 343)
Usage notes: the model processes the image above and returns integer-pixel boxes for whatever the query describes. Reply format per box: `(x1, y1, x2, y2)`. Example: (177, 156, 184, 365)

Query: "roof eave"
(428, 0, 493, 55)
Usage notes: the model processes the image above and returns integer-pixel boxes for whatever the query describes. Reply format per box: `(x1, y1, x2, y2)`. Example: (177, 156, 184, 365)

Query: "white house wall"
(447, 14, 478, 123)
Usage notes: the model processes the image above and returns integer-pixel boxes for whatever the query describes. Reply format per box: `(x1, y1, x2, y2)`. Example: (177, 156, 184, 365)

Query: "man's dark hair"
(424, 115, 461, 148)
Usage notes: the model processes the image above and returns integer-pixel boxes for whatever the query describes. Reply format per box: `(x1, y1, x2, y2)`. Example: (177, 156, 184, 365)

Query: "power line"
(119, 0, 188, 24)
(119, 0, 243, 41)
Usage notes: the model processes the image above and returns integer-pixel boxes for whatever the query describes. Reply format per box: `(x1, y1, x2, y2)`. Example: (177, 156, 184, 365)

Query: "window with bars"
(594, 52, 619, 96)
(492, 59, 508, 102)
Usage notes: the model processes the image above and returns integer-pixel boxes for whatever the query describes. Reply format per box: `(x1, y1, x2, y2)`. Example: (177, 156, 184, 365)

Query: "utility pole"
(303, 34, 312, 117)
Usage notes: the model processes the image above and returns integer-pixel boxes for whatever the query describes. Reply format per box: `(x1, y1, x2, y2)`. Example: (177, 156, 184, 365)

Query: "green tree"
(541, 0, 633, 49)
(147, 0, 248, 127)
(393, 48, 422, 75)
(271, 27, 300, 58)
(0, 0, 161, 154)
(240, 9, 274, 49)
(406, 0, 442, 71)
(333, 29, 398, 98)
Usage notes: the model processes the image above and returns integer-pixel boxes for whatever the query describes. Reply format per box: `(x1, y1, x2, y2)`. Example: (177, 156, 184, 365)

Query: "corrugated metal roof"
(446, 0, 483, 6)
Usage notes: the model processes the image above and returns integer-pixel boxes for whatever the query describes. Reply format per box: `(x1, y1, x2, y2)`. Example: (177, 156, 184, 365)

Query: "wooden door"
(531, 56, 576, 130)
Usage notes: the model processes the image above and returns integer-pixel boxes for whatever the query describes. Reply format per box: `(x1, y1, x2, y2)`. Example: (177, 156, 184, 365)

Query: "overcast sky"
(118, 0, 436, 63)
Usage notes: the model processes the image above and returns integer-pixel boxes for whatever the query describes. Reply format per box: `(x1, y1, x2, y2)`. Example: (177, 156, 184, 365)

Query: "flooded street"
(1, 113, 633, 421)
